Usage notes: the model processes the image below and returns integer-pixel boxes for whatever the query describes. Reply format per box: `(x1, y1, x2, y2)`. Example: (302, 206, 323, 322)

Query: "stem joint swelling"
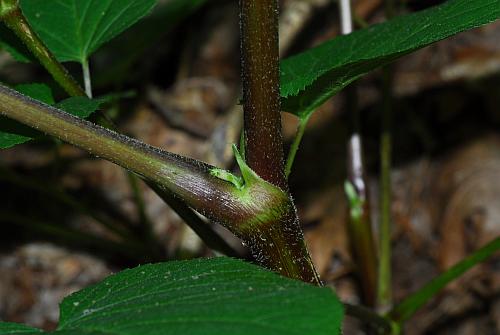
(209, 145, 320, 284)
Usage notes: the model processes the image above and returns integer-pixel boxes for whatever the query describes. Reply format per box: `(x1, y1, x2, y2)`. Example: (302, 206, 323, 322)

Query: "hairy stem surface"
(239, 0, 286, 190)
(239, 0, 320, 284)
(0, 85, 319, 282)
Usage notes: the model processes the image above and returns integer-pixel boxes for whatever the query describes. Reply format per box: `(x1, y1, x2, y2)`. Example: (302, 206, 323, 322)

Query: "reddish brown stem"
(239, 0, 286, 190)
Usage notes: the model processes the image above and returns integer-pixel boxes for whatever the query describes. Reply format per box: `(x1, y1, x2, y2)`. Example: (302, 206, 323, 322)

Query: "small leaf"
(280, 0, 500, 117)
(19, 0, 157, 64)
(56, 96, 102, 118)
(54, 257, 343, 335)
(15, 83, 55, 105)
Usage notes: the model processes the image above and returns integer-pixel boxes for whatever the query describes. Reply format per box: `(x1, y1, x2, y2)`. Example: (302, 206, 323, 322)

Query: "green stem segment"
(285, 114, 310, 178)
(378, 46, 395, 313)
(377, 0, 397, 311)
(82, 59, 93, 98)
(346, 122, 378, 308)
(0, 85, 319, 283)
(0, 0, 85, 97)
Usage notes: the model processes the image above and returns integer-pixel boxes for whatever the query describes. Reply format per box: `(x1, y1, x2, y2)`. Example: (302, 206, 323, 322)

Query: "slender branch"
(285, 113, 310, 178)
(239, 0, 286, 190)
(378, 72, 393, 309)
(0, 0, 241, 263)
(346, 131, 378, 308)
(340, 0, 378, 306)
(0, 0, 85, 97)
(0, 85, 319, 283)
(0, 85, 239, 227)
(377, 0, 396, 309)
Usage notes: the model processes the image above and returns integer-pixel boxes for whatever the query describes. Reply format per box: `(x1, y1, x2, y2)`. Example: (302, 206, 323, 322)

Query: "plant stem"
(239, 0, 320, 284)
(389, 237, 500, 324)
(0, 0, 239, 263)
(0, 85, 319, 282)
(378, 69, 393, 309)
(239, 0, 286, 190)
(377, 0, 396, 308)
(82, 58, 93, 98)
(346, 136, 378, 307)
(0, 85, 234, 223)
(339, 0, 378, 306)
(338, 0, 353, 34)
(285, 114, 310, 178)
(0, 1, 85, 97)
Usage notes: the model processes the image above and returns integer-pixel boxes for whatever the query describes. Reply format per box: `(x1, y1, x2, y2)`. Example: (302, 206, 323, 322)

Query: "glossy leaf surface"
(280, 0, 500, 117)
(0, 258, 344, 335)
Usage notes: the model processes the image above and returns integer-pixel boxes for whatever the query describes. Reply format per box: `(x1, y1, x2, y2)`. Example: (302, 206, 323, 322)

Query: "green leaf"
(19, 0, 157, 63)
(389, 237, 500, 323)
(15, 83, 55, 105)
(280, 0, 500, 117)
(0, 322, 42, 334)
(56, 96, 102, 118)
(0, 323, 111, 335)
(53, 257, 343, 335)
(0, 85, 103, 149)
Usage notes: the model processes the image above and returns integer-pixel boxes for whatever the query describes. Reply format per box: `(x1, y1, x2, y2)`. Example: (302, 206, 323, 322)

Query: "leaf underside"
(280, 0, 500, 118)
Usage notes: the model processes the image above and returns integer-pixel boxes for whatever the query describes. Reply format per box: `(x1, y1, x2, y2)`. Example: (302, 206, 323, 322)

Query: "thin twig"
(285, 114, 310, 178)
(340, 0, 378, 306)
(377, 0, 396, 310)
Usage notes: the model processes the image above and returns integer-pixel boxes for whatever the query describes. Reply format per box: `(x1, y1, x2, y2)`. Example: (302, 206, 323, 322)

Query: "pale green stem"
(285, 114, 311, 178)
(82, 58, 93, 98)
